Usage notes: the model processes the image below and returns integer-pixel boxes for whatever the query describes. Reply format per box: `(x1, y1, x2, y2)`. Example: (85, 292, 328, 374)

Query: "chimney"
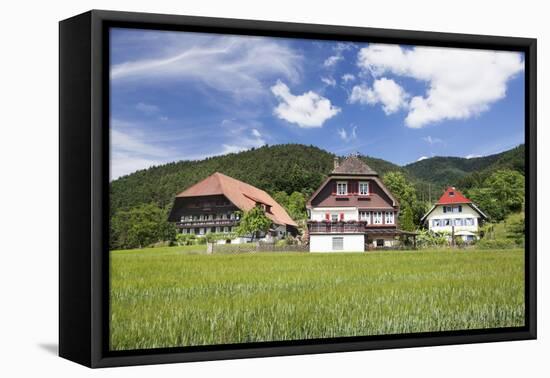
(333, 157, 340, 169)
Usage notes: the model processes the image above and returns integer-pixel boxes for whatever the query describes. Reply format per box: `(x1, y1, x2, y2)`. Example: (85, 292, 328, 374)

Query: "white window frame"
(332, 237, 344, 251)
(373, 211, 383, 224)
(359, 181, 369, 195)
(384, 211, 394, 224)
(433, 219, 441, 227)
(331, 214, 339, 222)
(199, 228, 205, 235)
(336, 181, 348, 196)
(359, 211, 371, 223)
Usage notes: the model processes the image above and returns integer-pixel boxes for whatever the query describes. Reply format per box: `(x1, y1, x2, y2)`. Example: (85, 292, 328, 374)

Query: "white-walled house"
(306, 155, 402, 252)
(421, 187, 487, 242)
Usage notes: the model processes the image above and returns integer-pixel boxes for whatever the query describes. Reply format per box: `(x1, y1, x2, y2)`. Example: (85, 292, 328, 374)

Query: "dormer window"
(359, 182, 369, 195)
(449, 191, 455, 196)
(336, 181, 348, 195)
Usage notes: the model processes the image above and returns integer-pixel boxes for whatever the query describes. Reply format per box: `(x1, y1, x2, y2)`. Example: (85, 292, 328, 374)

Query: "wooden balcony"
(307, 221, 398, 234)
(176, 219, 239, 228)
(308, 221, 366, 234)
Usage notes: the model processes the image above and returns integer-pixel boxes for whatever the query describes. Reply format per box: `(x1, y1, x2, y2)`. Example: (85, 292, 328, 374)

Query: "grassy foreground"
(110, 247, 524, 351)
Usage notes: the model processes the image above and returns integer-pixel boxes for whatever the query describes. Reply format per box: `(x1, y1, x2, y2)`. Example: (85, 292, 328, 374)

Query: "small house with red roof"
(421, 187, 488, 241)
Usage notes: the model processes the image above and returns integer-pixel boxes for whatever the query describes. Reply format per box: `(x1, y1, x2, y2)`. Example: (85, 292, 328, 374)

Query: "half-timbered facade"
(307, 156, 401, 252)
(168, 172, 298, 242)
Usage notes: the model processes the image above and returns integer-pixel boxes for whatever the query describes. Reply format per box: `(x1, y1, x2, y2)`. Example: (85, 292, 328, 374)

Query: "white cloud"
(341, 73, 356, 83)
(324, 55, 343, 67)
(271, 80, 341, 128)
(321, 76, 337, 87)
(357, 44, 524, 128)
(348, 78, 408, 114)
(219, 120, 266, 154)
(337, 125, 357, 142)
(422, 135, 443, 145)
(417, 156, 429, 161)
(111, 36, 302, 100)
(110, 125, 173, 180)
(135, 102, 159, 114)
(465, 154, 482, 159)
(222, 128, 266, 154)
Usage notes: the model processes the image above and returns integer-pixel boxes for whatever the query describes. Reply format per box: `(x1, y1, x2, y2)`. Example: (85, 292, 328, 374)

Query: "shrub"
(476, 238, 517, 249)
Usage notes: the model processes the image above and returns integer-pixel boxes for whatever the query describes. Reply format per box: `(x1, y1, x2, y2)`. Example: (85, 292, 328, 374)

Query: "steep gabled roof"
(331, 156, 378, 176)
(175, 172, 297, 227)
(421, 187, 488, 222)
(436, 187, 472, 205)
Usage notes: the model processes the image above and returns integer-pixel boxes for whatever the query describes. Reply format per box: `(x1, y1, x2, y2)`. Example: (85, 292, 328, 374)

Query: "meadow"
(110, 246, 525, 351)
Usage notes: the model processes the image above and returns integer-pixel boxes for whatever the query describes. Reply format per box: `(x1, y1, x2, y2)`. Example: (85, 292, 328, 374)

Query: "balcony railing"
(177, 219, 239, 228)
(308, 221, 366, 234)
(307, 221, 397, 234)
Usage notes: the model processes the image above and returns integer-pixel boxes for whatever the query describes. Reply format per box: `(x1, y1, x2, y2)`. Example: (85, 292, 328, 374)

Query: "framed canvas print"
(59, 10, 537, 368)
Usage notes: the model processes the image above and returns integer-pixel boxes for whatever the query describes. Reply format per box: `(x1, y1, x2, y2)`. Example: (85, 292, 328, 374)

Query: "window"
(199, 228, 205, 235)
(337, 181, 348, 195)
(211, 227, 216, 233)
(216, 227, 221, 233)
(331, 214, 338, 222)
(359, 182, 369, 195)
(444, 219, 451, 226)
(359, 211, 371, 223)
(465, 218, 475, 226)
(385, 211, 394, 224)
(449, 191, 455, 197)
(454, 218, 463, 226)
(373, 211, 382, 224)
(332, 237, 344, 251)
(223, 227, 229, 233)
(376, 239, 384, 247)
(433, 219, 441, 227)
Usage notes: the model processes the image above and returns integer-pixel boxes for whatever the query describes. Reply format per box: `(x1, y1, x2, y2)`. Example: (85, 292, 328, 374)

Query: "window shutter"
(340, 213, 344, 221)
(332, 181, 336, 195)
(443, 206, 447, 213)
(325, 213, 330, 221)
(459, 205, 462, 212)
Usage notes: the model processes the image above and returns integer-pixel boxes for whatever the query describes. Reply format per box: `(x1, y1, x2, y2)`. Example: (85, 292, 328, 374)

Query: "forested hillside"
(110, 143, 404, 215)
(405, 144, 525, 190)
(109, 143, 525, 249)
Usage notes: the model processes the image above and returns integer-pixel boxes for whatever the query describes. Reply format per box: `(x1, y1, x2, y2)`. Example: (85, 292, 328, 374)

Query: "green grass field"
(110, 246, 525, 351)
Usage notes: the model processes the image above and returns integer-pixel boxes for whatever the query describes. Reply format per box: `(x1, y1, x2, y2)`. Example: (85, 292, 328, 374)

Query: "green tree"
(466, 169, 525, 221)
(110, 203, 176, 249)
(234, 206, 272, 241)
(287, 191, 307, 221)
(383, 171, 420, 230)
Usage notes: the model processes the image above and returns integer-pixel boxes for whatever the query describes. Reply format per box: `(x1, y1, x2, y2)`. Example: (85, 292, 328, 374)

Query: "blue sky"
(110, 28, 525, 180)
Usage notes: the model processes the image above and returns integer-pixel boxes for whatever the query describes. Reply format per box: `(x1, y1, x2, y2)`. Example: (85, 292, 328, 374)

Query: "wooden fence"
(209, 242, 308, 254)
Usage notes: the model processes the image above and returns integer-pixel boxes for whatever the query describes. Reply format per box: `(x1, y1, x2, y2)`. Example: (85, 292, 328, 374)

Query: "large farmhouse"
(168, 172, 298, 243)
(306, 155, 402, 252)
(421, 187, 487, 241)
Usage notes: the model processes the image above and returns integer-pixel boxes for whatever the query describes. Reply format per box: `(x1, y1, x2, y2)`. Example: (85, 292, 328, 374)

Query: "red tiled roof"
(176, 172, 297, 227)
(436, 187, 472, 205)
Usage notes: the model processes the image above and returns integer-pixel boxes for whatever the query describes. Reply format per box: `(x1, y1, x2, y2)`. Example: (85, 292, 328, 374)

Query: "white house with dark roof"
(306, 155, 403, 252)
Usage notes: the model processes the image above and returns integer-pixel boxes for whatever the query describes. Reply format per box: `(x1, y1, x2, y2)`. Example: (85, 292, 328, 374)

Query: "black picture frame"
(59, 9, 537, 368)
